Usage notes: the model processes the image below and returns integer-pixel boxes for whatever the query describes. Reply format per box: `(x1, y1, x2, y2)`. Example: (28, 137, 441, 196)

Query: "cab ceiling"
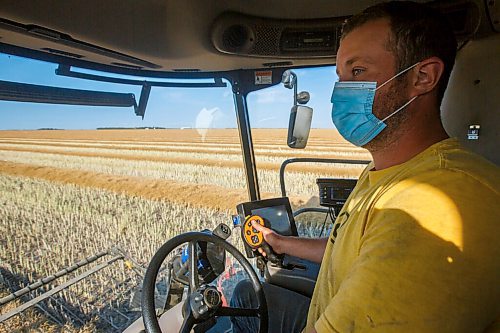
(0, 0, 488, 74)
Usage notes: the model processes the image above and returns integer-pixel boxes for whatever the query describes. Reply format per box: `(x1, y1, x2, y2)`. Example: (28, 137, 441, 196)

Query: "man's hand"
(251, 220, 329, 263)
(250, 220, 285, 256)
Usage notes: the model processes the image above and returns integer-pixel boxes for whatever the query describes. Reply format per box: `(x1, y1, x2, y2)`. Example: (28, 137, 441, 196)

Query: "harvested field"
(0, 129, 369, 201)
(0, 128, 370, 332)
(0, 174, 236, 332)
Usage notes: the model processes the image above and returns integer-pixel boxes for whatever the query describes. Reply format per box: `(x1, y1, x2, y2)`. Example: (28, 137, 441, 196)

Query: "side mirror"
(287, 105, 313, 149)
(282, 70, 313, 149)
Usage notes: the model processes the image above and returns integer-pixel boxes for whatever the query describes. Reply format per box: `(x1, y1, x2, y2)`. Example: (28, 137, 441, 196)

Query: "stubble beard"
(363, 78, 413, 153)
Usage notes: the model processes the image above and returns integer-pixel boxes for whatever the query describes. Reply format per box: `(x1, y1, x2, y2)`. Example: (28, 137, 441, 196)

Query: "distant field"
(0, 128, 370, 332)
(0, 129, 369, 208)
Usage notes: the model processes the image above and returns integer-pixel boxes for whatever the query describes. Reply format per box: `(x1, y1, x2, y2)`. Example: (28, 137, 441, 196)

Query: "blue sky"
(0, 53, 338, 130)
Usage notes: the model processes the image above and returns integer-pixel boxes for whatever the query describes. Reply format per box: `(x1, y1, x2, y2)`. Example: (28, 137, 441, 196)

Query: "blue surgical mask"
(331, 63, 419, 147)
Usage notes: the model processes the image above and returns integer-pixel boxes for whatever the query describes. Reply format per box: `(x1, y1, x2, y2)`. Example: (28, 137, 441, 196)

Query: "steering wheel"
(142, 231, 268, 333)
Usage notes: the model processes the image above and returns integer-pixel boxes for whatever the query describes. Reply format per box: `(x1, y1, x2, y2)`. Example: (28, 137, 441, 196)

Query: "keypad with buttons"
(242, 215, 265, 248)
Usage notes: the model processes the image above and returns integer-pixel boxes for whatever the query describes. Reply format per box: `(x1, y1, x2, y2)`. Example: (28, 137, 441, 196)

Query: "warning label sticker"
(255, 71, 272, 85)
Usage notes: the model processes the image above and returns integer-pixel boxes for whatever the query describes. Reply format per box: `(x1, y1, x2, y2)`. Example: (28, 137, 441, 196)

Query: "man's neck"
(369, 116, 449, 171)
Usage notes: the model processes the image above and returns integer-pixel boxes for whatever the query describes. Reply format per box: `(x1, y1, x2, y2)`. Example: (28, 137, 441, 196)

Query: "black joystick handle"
(260, 242, 280, 265)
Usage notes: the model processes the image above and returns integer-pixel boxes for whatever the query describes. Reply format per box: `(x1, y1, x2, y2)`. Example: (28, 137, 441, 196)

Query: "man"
(232, 1, 500, 332)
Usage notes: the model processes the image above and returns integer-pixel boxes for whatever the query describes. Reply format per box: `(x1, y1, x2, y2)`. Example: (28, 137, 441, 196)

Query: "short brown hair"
(341, 1, 457, 103)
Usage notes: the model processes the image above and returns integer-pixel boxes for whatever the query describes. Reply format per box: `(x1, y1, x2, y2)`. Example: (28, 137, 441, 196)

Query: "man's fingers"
(251, 220, 267, 233)
(253, 247, 267, 256)
(250, 220, 275, 256)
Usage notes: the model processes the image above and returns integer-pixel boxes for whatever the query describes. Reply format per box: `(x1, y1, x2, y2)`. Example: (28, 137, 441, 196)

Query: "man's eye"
(352, 68, 364, 77)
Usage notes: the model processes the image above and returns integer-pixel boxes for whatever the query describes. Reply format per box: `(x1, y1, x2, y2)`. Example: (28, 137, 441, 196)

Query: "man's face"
(336, 18, 412, 150)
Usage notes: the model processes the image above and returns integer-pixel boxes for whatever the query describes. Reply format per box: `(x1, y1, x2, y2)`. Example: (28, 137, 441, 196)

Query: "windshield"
(0, 55, 369, 331)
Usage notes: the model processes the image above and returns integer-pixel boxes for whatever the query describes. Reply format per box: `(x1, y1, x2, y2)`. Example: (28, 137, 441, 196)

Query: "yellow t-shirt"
(305, 138, 500, 333)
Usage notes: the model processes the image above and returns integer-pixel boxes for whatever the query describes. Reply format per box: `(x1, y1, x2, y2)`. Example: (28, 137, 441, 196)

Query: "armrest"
(264, 255, 320, 297)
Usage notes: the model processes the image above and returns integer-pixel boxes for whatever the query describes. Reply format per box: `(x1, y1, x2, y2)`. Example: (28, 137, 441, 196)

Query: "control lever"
(212, 223, 231, 240)
(242, 215, 281, 265)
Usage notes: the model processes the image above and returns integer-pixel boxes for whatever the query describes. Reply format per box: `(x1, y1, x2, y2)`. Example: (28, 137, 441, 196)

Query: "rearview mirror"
(287, 105, 313, 149)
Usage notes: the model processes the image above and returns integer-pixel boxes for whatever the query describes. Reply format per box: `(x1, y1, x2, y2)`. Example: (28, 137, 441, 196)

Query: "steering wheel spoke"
(188, 241, 199, 291)
(179, 315, 195, 333)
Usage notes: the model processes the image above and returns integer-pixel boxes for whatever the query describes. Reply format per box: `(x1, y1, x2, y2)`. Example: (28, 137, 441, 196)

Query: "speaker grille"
(222, 25, 250, 49)
(252, 25, 281, 56)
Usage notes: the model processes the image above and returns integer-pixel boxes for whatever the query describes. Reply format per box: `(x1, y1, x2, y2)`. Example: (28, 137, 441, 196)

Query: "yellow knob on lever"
(242, 215, 281, 265)
(243, 215, 266, 248)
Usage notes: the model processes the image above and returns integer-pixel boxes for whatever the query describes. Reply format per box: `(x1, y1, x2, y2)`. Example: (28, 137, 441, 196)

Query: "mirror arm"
(135, 83, 151, 119)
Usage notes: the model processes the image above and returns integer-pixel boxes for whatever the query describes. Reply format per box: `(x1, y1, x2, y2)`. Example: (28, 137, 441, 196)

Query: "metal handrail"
(292, 207, 329, 217)
(280, 157, 370, 197)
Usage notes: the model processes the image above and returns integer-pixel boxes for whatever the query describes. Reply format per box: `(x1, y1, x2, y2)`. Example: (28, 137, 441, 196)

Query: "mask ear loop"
(375, 62, 420, 91)
(378, 62, 421, 122)
(379, 95, 419, 122)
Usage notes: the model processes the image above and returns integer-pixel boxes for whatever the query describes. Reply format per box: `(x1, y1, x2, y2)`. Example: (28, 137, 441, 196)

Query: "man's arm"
(251, 221, 328, 264)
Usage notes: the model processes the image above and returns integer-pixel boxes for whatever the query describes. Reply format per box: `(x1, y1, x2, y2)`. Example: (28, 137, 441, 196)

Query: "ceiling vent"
(221, 24, 255, 53)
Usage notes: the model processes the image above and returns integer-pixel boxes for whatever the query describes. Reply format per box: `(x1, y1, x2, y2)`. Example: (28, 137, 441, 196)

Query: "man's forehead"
(337, 18, 393, 68)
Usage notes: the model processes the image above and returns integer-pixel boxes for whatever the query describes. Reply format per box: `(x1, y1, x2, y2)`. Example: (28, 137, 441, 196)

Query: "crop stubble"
(0, 129, 368, 206)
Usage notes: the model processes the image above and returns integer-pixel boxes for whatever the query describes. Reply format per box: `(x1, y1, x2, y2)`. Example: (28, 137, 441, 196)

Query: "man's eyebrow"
(348, 56, 377, 66)
(345, 56, 361, 66)
(336, 56, 361, 76)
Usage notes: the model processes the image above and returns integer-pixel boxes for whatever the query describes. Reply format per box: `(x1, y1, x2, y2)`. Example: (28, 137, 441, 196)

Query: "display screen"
(251, 205, 293, 236)
(237, 197, 298, 258)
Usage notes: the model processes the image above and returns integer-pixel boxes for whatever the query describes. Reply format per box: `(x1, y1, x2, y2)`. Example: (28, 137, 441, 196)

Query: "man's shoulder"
(410, 138, 499, 192)
(372, 138, 499, 221)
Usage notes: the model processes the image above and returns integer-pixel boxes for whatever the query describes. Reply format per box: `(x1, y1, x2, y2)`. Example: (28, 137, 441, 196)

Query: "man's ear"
(411, 57, 444, 95)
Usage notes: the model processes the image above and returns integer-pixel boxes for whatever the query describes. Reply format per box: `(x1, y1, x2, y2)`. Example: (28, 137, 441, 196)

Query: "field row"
(0, 138, 370, 158)
(0, 149, 366, 200)
(0, 142, 367, 174)
(0, 128, 349, 145)
(0, 142, 369, 165)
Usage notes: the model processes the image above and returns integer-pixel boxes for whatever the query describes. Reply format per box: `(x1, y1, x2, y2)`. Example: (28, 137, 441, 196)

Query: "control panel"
(316, 178, 357, 210)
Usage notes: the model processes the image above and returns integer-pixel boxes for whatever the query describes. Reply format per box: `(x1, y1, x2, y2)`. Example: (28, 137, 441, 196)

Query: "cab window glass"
(0, 54, 247, 330)
(247, 66, 369, 235)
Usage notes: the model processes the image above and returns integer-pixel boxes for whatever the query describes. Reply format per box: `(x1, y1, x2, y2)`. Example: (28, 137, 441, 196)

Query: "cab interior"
(0, 0, 498, 332)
